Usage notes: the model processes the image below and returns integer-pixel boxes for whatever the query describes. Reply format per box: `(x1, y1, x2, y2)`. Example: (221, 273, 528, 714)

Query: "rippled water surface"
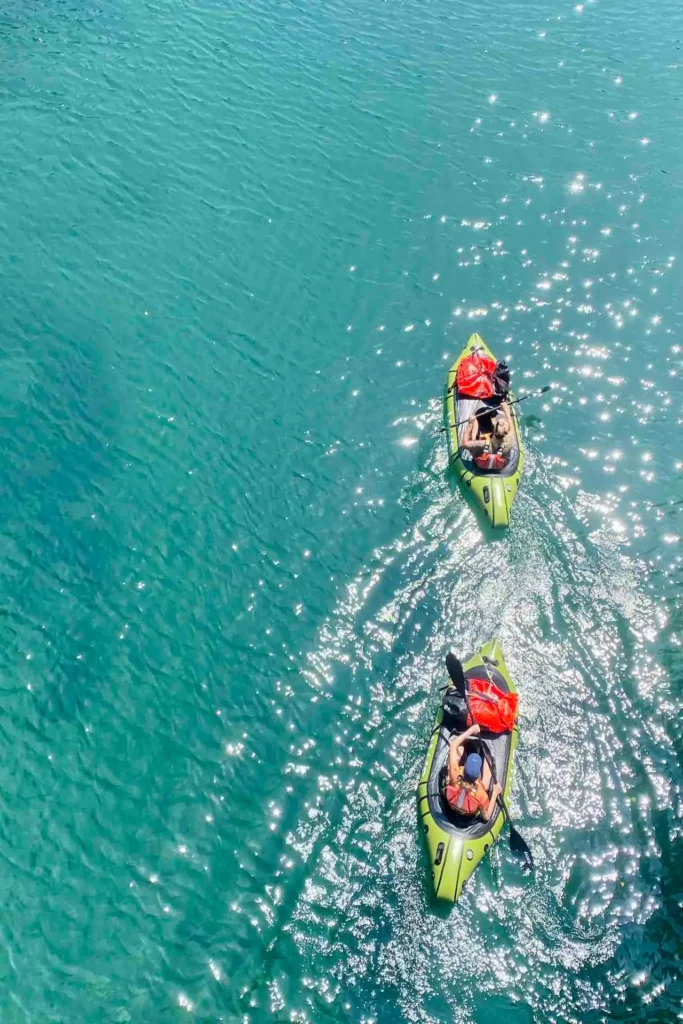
(0, 0, 681, 1019)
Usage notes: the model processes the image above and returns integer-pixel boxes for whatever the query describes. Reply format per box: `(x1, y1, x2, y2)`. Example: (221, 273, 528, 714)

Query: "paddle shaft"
(478, 660, 534, 869)
(476, 659, 507, 802)
(441, 385, 551, 433)
(458, 677, 507, 820)
(479, 741, 507, 818)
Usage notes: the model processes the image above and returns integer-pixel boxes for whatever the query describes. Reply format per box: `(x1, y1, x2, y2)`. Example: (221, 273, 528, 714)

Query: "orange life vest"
(474, 450, 506, 472)
(445, 778, 488, 817)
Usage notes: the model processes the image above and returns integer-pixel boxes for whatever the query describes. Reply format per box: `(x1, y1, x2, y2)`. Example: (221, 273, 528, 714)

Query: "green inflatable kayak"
(444, 333, 525, 528)
(417, 638, 519, 904)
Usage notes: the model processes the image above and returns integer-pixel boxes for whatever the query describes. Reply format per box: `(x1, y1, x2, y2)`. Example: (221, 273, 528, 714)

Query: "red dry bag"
(466, 677, 518, 733)
(456, 352, 497, 399)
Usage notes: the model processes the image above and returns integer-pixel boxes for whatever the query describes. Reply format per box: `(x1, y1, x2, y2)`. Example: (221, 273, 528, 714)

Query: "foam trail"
(259, 418, 675, 1024)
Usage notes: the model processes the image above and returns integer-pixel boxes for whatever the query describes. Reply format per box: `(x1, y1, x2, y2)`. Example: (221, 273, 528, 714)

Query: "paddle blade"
(445, 653, 466, 696)
(509, 826, 534, 872)
(540, 385, 551, 393)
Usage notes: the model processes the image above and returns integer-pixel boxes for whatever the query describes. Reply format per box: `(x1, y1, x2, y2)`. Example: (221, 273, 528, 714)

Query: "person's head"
(494, 413, 509, 438)
(463, 752, 483, 783)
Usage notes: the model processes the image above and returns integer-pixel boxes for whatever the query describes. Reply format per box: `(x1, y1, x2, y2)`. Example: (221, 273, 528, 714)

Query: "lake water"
(0, 0, 680, 1020)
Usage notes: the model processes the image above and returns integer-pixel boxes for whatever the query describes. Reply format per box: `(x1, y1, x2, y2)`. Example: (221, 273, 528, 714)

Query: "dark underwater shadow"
(0, 316, 121, 725)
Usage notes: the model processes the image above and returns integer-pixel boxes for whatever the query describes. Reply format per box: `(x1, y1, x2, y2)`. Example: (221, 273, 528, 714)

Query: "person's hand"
(470, 723, 481, 735)
(493, 782, 502, 798)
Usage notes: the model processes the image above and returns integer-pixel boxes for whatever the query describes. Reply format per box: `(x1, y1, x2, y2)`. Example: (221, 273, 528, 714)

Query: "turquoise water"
(0, 0, 681, 1018)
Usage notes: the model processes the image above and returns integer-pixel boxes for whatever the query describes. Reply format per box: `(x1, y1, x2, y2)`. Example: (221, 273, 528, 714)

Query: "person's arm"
(481, 782, 502, 821)
(447, 724, 480, 780)
(500, 401, 513, 434)
(461, 415, 479, 449)
(447, 738, 462, 784)
(453, 723, 480, 745)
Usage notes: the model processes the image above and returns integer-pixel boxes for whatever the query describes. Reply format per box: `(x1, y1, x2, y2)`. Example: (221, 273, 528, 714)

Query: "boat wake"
(253, 408, 678, 1023)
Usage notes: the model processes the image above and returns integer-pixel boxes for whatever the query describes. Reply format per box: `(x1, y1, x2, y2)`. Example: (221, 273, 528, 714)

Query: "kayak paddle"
(480, 743, 534, 872)
(445, 653, 534, 872)
(477, 657, 534, 872)
(445, 652, 466, 695)
(440, 385, 552, 432)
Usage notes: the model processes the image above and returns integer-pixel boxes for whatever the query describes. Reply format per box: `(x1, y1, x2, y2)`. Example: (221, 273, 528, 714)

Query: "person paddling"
(445, 723, 502, 821)
(462, 400, 514, 471)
